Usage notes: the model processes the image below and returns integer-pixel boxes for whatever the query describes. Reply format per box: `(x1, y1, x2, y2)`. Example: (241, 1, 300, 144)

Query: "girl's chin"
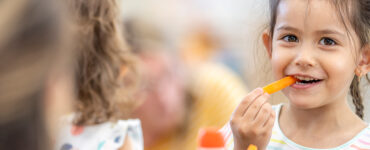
(287, 97, 321, 109)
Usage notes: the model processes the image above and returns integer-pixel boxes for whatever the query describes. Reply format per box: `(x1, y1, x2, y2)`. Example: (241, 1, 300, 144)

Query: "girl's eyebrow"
(276, 25, 301, 34)
(315, 29, 345, 37)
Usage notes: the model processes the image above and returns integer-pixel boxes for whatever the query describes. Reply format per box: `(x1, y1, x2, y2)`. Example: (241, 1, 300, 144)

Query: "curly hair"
(66, 0, 139, 125)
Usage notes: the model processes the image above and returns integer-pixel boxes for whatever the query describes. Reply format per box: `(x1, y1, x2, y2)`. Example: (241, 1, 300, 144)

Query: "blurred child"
(124, 19, 248, 150)
(57, 0, 143, 150)
(0, 0, 73, 149)
(222, 0, 370, 149)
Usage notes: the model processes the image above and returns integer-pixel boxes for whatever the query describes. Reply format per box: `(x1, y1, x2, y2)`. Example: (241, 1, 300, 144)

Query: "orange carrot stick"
(263, 76, 297, 94)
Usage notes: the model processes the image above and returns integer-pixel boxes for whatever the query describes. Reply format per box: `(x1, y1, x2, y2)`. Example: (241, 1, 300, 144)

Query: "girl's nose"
(293, 47, 317, 69)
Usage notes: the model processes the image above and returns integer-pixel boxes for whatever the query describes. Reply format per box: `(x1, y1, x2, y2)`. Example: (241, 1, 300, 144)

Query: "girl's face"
(268, 0, 361, 109)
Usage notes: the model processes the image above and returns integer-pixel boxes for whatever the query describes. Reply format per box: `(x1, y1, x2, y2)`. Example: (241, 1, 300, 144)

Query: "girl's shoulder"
(348, 125, 370, 149)
(56, 118, 143, 150)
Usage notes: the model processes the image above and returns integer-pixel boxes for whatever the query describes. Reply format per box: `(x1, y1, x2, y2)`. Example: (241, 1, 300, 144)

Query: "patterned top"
(221, 104, 370, 150)
(56, 119, 143, 150)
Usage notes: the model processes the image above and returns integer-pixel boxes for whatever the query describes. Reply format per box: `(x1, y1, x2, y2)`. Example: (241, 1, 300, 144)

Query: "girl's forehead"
(275, 0, 350, 34)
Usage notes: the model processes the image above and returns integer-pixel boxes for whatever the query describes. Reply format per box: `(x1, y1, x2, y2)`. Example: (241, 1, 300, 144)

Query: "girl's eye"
(319, 37, 336, 46)
(282, 35, 299, 42)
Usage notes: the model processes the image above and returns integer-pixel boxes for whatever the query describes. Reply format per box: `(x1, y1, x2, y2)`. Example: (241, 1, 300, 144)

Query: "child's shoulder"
(57, 119, 143, 150)
(347, 124, 370, 149)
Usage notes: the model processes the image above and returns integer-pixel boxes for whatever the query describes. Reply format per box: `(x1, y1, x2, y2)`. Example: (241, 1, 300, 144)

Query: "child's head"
(66, 0, 139, 125)
(263, 0, 370, 118)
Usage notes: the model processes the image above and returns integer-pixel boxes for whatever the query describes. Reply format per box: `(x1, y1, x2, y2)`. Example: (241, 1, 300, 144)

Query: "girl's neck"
(279, 97, 367, 148)
(283, 99, 356, 130)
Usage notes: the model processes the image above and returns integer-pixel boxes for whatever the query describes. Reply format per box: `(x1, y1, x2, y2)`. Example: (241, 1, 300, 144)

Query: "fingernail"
(266, 93, 270, 97)
(256, 88, 263, 94)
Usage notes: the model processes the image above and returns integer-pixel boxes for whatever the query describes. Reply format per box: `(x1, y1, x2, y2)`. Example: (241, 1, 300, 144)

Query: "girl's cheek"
(323, 54, 355, 85)
(271, 49, 292, 78)
(271, 57, 282, 78)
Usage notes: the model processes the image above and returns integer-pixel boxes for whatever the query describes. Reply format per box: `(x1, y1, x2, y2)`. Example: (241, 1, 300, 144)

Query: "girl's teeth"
(295, 81, 305, 85)
(294, 76, 316, 81)
(304, 77, 312, 81)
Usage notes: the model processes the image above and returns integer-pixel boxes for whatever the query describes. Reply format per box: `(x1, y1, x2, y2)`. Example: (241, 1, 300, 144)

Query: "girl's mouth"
(292, 75, 323, 89)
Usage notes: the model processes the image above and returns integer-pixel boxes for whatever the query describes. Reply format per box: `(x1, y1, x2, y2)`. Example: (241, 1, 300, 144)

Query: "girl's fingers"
(263, 112, 275, 130)
(253, 102, 272, 127)
(233, 88, 264, 118)
(244, 93, 269, 121)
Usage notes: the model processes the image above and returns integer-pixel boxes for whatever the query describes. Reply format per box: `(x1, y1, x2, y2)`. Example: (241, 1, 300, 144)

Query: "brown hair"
(268, 0, 370, 119)
(0, 0, 68, 149)
(66, 0, 139, 125)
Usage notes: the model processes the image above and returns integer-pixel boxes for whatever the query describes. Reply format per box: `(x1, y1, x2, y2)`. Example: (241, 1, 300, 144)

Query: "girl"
(222, 0, 370, 149)
(57, 0, 143, 149)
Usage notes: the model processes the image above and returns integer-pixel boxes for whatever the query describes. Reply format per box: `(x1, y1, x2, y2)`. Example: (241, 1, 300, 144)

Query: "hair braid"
(350, 76, 364, 119)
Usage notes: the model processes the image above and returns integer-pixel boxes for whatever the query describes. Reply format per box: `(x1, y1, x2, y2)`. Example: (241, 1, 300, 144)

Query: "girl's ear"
(355, 44, 370, 77)
(262, 29, 272, 59)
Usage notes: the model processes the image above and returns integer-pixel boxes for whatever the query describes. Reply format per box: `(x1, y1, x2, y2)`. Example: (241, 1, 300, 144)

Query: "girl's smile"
(289, 74, 324, 89)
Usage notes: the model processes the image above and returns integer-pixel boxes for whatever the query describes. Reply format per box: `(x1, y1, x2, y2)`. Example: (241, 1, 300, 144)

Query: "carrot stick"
(262, 76, 297, 94)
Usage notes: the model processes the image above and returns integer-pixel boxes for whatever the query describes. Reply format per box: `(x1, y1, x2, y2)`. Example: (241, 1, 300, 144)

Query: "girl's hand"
(230, 88, 275, 150)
